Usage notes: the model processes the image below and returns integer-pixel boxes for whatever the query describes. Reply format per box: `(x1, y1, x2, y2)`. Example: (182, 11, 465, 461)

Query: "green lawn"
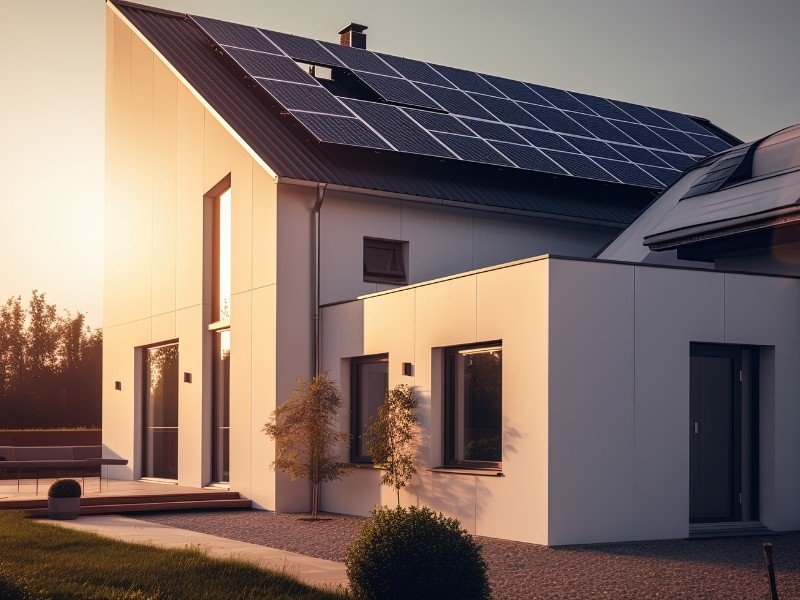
(0, 511, 347, 599)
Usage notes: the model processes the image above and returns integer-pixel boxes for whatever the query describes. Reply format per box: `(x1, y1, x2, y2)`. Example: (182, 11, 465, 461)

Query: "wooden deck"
(0, 478, 251, 516)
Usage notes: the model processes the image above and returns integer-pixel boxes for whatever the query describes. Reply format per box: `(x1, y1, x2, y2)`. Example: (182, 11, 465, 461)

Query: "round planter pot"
(48, 496, 80, 520)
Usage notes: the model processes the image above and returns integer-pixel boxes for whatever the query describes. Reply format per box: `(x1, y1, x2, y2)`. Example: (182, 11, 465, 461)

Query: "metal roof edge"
(276, 177, 628, 228)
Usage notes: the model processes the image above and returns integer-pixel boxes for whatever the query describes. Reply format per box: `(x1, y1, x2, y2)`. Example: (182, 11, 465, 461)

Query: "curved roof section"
(641, 125, 800, 252)
(111, 1, 739, 226)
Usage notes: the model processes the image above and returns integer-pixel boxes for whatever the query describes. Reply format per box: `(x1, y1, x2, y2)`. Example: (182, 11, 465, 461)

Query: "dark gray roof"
(112, 1, 739, 226)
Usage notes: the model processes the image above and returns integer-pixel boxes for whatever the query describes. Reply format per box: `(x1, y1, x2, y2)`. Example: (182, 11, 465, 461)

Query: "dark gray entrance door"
(690, 345, 742, 523)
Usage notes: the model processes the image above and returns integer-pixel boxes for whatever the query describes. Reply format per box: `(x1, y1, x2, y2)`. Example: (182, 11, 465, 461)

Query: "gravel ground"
(138, 509, 800, 599)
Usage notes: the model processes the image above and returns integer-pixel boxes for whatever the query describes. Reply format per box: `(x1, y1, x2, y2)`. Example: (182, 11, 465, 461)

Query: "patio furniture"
(0, 446, 128, 495)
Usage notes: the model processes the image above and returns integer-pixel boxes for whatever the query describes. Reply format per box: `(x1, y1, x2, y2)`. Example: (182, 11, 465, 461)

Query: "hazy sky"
(1, 0, 798, 325)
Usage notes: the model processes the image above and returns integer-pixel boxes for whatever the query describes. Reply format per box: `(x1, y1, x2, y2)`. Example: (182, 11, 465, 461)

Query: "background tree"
(365, 384, 420, 507)
(0, 291, 102, 428)
(262, 372, 353, 518)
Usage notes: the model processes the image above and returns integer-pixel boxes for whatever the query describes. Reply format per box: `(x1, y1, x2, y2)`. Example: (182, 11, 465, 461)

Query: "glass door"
(142, 343, 179, 480)
(212, 329, 230, 483)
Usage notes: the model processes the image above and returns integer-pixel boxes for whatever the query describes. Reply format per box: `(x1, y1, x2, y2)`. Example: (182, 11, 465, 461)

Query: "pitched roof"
(111, 1, 740, 226)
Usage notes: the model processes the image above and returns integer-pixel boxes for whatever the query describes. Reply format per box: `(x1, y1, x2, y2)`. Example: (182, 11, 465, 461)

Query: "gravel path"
(138, 509, 800, 599)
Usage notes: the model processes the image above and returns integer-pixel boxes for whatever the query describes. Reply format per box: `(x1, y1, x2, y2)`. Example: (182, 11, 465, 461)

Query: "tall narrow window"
(142, 342, 179, 480)
(445, 343, 502, 469)
(213, 187, 232, 322)
(212, 329, 231, 483)
(351, 354, 389, 462)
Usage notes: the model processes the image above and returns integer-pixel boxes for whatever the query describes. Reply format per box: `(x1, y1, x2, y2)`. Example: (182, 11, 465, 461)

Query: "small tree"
(365, 384, 419, 507)
(262, 372, 352, 518)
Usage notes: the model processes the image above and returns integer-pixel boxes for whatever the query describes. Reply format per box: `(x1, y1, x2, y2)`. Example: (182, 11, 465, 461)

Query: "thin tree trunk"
(311, 482, 318, 518)
(396, 486, 400, 508)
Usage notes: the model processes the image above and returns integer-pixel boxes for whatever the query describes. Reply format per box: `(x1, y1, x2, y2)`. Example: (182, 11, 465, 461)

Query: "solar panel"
(354, 72, 440, 110)
(461, 119, 528, 144)
(569, 92, 634, 121)
(650, 108, 712, 136)
(543, 150, 617, 182)
(434, 133, 512, 166)
(490, 142, 567, 174)
(610, 144, 670, 167)
(344, 99, 453, 157)
(319, 42, 398, 75)
(651, 128, 710, 155)
(431, 64, 500, 96)
(192, 16, 282, 54)
(592, 158, 663, 188)
(519, 104, 593, 137)
(481, 75, 551, 105)
(291, 112, 390, 149)
(469, 94, 544, 128)
(191, 12, 735, 188)
(260, 29, 342, 66)
(405, 109, 473, 135)
(417, 84, 497, 120)
(512, 128, 577, 152)
(527, 84, 590, 113)
(377, 54, 454, 87)
(641, 165, 681, 186)
(564, 137, 627, 161)
(256, 79, 350, 115)
(690, 134, 731, 153)
(225, 48, 317, 83)
(611, 121, 676, 151)
(653, 150, 697, 170)
(566, 112, 635, 144)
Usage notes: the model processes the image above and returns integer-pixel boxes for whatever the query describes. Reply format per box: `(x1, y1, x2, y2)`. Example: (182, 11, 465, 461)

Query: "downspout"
(311, 183, 328, 375)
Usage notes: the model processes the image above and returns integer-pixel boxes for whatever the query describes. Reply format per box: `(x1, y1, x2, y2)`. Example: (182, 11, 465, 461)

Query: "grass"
(0, 511, 347, 599)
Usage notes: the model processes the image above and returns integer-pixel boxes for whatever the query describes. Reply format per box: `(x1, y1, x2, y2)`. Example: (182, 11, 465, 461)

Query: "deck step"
(1, 491, 241, 511)
(689, 521, 773, 538)
(25, 498, 251, 518)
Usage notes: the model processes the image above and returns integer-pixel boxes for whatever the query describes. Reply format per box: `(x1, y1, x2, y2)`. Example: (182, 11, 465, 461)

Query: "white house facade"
(103, 0, 800, 545)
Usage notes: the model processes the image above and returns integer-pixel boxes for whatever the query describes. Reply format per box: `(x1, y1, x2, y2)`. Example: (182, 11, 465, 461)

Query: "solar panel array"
(191, 15, 734, 190)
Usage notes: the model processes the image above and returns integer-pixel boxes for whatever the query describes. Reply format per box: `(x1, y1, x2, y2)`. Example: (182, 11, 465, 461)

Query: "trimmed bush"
(47, 479, 81, 498)
(346, 506, 490, 600)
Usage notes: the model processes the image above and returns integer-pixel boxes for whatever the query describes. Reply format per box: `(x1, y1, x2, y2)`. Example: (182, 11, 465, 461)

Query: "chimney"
(338, 23, 367, 49)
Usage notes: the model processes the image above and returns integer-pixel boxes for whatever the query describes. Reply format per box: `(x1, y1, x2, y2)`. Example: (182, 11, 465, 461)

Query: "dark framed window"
(363, 237, 407, 284)
(445, 343, 502, 469)
(350, 354, 389, 462)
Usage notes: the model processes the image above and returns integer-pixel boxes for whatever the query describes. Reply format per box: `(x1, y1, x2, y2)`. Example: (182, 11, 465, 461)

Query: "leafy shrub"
(47, 479, 81, 498)
(346, 506, 490, 600)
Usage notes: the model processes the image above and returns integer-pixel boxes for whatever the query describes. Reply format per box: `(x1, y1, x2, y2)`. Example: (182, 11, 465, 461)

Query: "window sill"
(349, 462, 385, 470)
(427, 467, 504, 477)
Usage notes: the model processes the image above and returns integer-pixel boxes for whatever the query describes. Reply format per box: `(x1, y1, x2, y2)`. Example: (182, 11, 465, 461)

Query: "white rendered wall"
(546, 258, 800, 544)
(320, 259, 551, 544)
(318, 190, 616, 306)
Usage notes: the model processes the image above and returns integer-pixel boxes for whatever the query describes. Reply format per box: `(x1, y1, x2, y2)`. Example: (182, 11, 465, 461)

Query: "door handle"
(693, 422, 699, 434)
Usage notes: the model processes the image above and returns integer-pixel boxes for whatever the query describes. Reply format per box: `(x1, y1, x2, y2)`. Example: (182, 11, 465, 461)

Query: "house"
(103, 0, 800, 545)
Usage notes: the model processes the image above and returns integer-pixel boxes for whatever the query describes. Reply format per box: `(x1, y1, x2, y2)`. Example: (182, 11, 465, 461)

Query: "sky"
(1, 0, 798, 326)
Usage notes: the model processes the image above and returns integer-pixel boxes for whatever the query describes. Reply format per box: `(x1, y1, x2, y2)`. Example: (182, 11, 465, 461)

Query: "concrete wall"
(319, 190, 616, 305)
(320, 259, 551, 544)
(546, 258, 800, 544)
(103, 8, 279, 507)
(321, 256, 800, 545)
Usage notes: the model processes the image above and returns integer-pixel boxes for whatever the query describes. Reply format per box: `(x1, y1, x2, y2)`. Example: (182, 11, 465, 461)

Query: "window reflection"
(212, 329, 230, 483)
(143, 343, 179, 480)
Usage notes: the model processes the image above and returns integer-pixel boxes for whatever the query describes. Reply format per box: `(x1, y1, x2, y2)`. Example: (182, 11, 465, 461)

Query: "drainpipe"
(311, 183, 328, 375)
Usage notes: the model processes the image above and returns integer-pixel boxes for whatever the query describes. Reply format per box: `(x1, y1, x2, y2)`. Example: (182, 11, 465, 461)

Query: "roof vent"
(338, 23, 367, 49)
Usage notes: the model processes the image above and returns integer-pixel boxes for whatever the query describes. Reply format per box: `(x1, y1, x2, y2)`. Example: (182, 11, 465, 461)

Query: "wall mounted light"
(402, 362, 413, 377)
(114, 381, 122, 391)
(184, 372, 192, 383)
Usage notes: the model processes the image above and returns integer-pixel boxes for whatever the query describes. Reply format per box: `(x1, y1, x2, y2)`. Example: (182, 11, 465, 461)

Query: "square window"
(445, 343, 502, 469)
(350, 355, 389, 462)
(363, 237, 407, 284)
